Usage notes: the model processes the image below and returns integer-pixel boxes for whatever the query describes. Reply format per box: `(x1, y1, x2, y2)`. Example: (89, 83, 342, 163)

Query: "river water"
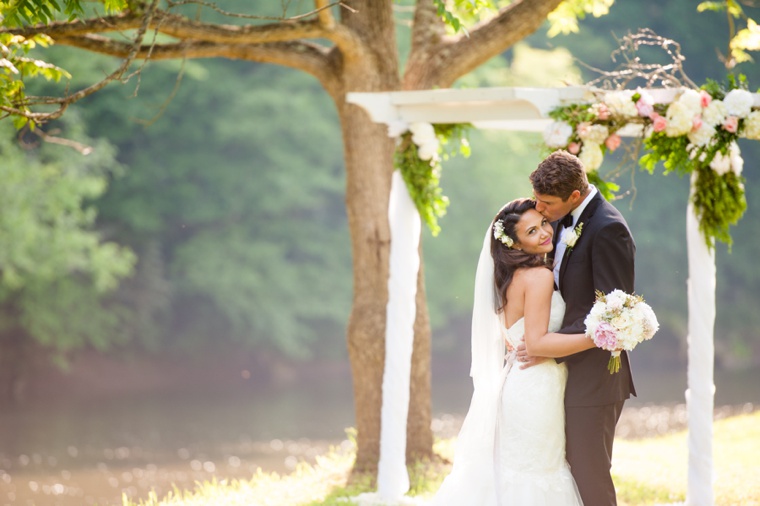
(1, 364, 758, 506)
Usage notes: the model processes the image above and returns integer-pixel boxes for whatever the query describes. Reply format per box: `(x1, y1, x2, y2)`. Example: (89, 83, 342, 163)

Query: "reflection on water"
(0, 365, 758, 505)
(0, 381, 354, 506)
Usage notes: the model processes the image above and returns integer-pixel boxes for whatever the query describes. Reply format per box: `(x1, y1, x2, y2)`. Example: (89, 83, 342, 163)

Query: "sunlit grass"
(612, 410, 760, 506)
(122, 411, 760, 506)
(121, 447, 357, 506)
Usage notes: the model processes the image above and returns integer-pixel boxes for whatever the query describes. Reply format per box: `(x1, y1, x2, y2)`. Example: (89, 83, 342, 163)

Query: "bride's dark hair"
(490, 198, 551, 313)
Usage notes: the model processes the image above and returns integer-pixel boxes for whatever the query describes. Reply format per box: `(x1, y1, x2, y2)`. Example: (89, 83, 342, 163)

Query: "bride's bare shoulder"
(513, 266, 554, 289)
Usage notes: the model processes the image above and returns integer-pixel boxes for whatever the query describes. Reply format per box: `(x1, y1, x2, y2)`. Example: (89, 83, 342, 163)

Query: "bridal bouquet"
(584, 289, 659, 374)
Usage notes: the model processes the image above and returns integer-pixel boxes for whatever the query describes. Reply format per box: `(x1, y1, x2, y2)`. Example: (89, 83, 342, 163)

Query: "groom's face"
(533, 190, 580, 222)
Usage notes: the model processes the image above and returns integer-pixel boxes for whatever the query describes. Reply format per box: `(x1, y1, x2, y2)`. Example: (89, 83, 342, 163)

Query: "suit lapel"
(557, 193, 602, 291)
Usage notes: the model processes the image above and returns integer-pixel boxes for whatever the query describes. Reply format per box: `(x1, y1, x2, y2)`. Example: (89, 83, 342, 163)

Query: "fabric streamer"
(685, 191, 716, 506)
(376, 170, 421, 499)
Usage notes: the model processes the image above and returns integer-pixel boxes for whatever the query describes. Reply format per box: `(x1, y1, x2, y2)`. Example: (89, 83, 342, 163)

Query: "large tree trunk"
(338, 0, 434, 475)
(407, 254, 433, 461)
(340, 98, 394, 473)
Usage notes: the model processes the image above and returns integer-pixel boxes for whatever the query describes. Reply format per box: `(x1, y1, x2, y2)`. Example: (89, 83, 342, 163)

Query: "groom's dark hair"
(530, 150, 589, 200)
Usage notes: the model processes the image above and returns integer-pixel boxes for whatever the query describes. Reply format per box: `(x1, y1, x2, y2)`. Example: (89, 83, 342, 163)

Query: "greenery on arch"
(393, 122, 472, 236)
(543, 75, 755, 249)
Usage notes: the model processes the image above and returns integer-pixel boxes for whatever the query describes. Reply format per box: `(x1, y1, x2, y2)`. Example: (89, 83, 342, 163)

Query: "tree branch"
(6, 0, 161, 123)
(406, 0, 565, 88)
(54, 35, 341, 95)
(3, 10, 335, 44)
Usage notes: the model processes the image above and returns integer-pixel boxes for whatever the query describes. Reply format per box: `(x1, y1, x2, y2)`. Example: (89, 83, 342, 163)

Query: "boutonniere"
(562, 223, 583, 252)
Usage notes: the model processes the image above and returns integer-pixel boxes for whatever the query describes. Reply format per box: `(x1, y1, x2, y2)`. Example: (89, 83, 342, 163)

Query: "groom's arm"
(557, 220, 635, 337)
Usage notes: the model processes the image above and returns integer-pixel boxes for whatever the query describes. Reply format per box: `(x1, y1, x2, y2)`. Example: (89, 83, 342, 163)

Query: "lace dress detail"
(496, 291, 583, 505)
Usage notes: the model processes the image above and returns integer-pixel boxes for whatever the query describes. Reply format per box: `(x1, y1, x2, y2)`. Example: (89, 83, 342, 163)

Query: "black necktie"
(560, 214, 574, 229)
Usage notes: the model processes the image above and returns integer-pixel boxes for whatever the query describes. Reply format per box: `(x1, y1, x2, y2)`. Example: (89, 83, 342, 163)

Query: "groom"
(520, 150, 636, 505)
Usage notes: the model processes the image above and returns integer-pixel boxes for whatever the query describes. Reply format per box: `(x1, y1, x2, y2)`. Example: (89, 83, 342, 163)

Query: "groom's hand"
(516, 342, 547, 369)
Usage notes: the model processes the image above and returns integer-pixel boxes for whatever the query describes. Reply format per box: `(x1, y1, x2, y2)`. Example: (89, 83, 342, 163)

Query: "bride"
(431, 198, 597, 505)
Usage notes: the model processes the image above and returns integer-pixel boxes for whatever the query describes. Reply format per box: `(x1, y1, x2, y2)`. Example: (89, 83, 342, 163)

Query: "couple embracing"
(431, 150, 636, 506)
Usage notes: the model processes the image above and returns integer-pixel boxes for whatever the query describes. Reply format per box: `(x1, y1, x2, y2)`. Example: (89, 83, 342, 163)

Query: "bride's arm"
(526, 331, 596, 358)
(522, 269, 596, 358)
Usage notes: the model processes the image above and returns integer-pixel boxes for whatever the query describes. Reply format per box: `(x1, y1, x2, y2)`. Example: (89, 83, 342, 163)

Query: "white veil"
(430, 224, 505, 506)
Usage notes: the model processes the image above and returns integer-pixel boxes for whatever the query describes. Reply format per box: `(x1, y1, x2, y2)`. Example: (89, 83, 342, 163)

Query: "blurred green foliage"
(0, 114, 135, 362)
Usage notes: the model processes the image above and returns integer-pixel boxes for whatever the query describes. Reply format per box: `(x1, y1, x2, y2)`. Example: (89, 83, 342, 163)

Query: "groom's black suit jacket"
(554, 192, 637, 406)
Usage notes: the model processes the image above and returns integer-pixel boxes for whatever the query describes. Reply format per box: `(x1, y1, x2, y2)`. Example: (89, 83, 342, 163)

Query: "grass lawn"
(123, 411, 760, 506)
(612, 411, 760, 505)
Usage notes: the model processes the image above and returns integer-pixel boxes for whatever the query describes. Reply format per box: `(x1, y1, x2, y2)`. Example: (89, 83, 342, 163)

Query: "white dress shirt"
(553, 185, 598, 288)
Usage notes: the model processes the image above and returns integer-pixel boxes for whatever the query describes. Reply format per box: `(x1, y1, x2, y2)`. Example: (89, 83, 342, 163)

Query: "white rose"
(687, 123, 716, 146)
(709, 149, 732, 175)
(638, 303, 659, 340)
(604, 90, 638, 117)
(579, 124, 610, 145)
(409, 122, 436, 145)
(723, 89, 754, 118)
(417, 141, 439, 161)
(579, 143, 604, 172)
(741, 110, 760, 140)
(563, 228, 580, 248)
(677, 89, 703, 117)
(606, 290, 627, 309)
(611, 312, 635, 332)
(665, 102, 693, 137)
(729, 142, 743, 176)
(543, 121, 573, 148)
(702, 100, 727, 127)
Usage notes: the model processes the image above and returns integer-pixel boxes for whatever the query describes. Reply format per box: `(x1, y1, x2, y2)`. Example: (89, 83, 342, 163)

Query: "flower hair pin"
(493, 219, 514, 248)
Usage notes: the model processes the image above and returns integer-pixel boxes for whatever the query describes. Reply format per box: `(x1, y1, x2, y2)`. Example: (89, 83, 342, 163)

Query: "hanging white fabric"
(685, 184, 716, 506)
(376, 170, 422, 499)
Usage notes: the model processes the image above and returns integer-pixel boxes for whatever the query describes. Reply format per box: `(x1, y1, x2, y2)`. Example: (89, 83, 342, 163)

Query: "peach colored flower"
(635, 89, 655, 118)
(723, 116, 739, 133)
(636, 99, 654, 118)
(590, 103, 610, 120)
(605, 133, 622, 152)
(651, 113, 667, 133)
(700, 90, 712, 108)
(568, 142, 581, 155)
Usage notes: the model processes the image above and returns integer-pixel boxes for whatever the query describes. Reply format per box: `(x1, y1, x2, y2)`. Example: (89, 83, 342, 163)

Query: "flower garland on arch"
(390, 121, 472, 236)
(543, 75, 757, 249)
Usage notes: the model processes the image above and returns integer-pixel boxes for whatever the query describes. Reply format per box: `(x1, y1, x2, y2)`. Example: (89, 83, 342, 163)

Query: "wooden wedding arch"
(347, 86, 759, 506)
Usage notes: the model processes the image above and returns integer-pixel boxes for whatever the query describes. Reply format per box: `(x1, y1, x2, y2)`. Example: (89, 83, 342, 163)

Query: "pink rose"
(605, 133, 622, 152)
(576, 122, 591, 138)
(568, 142, 581, 155)
(651, 113, 668, 132)
(636, 99, 654, 118)
(700, 90, 712, 108)
(692, 115, 703, 132)
(596, 104, 610, 120)
(723, 116, 739, 133)
(594, 322, 619, 351)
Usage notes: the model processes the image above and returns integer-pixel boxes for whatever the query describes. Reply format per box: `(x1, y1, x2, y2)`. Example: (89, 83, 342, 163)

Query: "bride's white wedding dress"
(431, 291, 582, 506)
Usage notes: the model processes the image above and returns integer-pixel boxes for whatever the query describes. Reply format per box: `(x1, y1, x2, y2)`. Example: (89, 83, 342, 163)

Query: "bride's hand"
(516, 342, 547, 369)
